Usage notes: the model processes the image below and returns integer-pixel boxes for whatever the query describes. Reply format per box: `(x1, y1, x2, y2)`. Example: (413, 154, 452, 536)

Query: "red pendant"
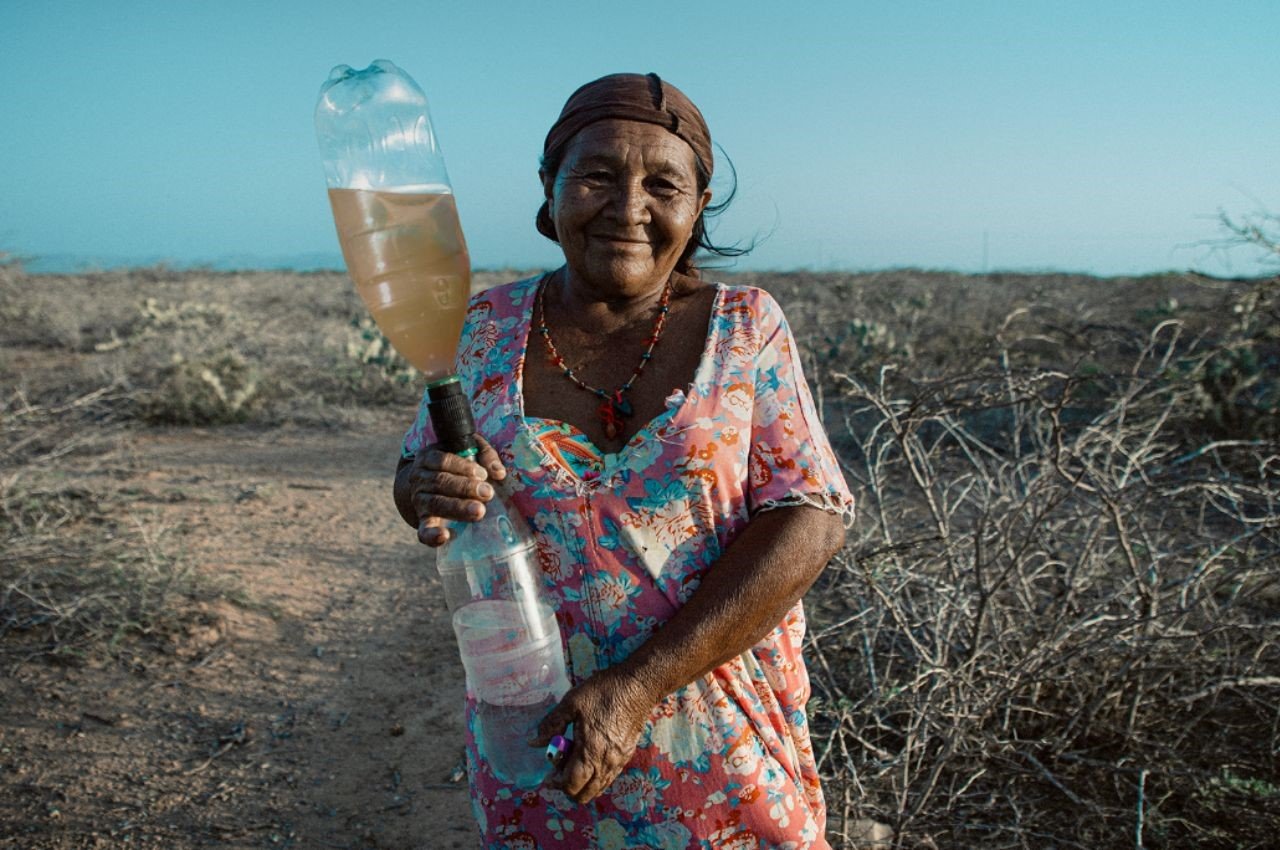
(598, 395, 626, 441)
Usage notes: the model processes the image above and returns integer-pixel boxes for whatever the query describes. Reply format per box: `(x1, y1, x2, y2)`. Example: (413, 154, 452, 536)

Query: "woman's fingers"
(474, 434, 508, 481)
(579, 747, 631, 803)
(417, 515, 449, 546)
(538, 675, 650, 803)
(531, 700, 572, 747)
(406, 445, 497, 539)
(545, 706, 598, 800)
(538, 693, 586, 795)
(557, 747, 598, 801)
(412, 489, 488, 523)
(552, 719, 631, 803)
(415, 445, 491, 481)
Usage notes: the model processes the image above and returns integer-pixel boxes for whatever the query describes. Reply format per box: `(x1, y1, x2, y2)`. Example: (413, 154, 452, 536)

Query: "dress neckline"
(513, 277, 725, 481)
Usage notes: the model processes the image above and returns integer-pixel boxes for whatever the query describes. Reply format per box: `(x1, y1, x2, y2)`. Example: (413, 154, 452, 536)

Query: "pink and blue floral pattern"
(403, 276, 853, 849)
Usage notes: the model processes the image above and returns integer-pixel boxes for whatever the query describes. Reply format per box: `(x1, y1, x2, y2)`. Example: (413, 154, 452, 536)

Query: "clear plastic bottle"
(315, 60, 471, 380)
(426, 378, 571, 788)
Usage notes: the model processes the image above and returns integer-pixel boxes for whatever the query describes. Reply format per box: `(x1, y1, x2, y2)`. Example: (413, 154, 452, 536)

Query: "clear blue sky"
(2, 0, 1277, 275)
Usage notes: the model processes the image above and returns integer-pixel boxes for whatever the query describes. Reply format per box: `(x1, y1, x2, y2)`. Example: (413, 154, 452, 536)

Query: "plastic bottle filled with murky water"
(426, 378, 570, 788)
(315, 59, 471, 381)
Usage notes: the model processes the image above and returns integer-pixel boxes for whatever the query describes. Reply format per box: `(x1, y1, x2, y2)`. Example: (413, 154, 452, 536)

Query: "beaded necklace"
(535, 275, 672, 441)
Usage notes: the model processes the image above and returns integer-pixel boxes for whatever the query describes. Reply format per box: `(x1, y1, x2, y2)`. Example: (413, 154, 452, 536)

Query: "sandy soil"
(1, 414, 478, 849)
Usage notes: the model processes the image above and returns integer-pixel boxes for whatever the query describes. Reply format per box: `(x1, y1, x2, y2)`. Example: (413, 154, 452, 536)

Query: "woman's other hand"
(532, 667, 657, 804)
(393, 435, 507, 546)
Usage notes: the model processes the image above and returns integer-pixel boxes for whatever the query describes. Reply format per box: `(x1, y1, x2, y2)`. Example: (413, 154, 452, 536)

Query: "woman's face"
(545, 119, 711, 299)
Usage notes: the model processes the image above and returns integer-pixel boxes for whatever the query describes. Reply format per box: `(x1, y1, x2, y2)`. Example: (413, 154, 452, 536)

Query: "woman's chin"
(575, 256, 668, 296)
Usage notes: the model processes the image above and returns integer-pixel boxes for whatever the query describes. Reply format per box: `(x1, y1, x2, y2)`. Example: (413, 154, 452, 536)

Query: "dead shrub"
(805, 279, 1279, 848)
(0, 254, 83, 350)
(0, 388, 223, 664)
(139, 348, 262, 425)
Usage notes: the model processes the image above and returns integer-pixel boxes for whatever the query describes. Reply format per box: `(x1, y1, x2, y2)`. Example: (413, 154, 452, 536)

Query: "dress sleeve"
(400, 385, 437, 459)
(746, 291, 855, 524)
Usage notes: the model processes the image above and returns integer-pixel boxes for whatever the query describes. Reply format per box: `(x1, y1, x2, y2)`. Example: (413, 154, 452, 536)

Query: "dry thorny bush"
(0, 384, 218, 667)
(0, 258, 220, 664)
(798, 276, 1279, 848)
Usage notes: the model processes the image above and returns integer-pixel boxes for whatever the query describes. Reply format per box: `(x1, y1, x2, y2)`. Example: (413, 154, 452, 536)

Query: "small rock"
(849, 819, 894, 848)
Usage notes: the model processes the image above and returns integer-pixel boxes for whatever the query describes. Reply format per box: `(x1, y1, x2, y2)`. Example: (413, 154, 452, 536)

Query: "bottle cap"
(426, 376, 478, 457)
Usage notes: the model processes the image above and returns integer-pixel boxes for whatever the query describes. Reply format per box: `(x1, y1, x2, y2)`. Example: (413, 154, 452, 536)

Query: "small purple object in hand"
(545, 734, 570, 765)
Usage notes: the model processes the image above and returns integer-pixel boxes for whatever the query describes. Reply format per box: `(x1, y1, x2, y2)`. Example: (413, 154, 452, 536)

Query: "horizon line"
(6, 252, 1272, 283)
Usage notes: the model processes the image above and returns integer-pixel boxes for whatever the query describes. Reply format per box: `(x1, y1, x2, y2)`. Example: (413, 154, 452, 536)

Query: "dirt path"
(2, 416, 477, 848)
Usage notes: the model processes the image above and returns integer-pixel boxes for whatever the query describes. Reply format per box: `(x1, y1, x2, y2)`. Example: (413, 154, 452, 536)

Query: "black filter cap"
(426, 377, 478, 456)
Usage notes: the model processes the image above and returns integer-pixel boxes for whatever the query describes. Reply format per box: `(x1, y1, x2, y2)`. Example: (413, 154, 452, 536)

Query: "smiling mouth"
(593, 235, 649, 247)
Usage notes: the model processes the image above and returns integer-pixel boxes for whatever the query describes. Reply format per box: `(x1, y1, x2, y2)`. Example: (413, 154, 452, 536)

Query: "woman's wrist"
(608, 638, 685, 708)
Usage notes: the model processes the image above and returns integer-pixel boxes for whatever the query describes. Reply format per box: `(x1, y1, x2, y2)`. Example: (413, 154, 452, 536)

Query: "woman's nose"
(609, 179, 650, 223)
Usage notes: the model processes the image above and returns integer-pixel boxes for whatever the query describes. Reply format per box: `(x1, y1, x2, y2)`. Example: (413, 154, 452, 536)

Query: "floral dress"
(402, 276, 854, 850)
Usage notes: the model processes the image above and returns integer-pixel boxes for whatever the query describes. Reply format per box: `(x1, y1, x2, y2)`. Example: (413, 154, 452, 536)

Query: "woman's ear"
(540, 169, 555, 204)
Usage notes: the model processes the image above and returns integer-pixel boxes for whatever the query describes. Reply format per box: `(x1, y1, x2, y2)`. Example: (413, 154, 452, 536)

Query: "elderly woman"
(393, 73, 852, 849)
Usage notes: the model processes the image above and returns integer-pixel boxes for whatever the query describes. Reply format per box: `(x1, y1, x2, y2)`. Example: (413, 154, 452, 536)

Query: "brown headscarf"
(536, 73, 714, 261)
(542, 72, 713, 177)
